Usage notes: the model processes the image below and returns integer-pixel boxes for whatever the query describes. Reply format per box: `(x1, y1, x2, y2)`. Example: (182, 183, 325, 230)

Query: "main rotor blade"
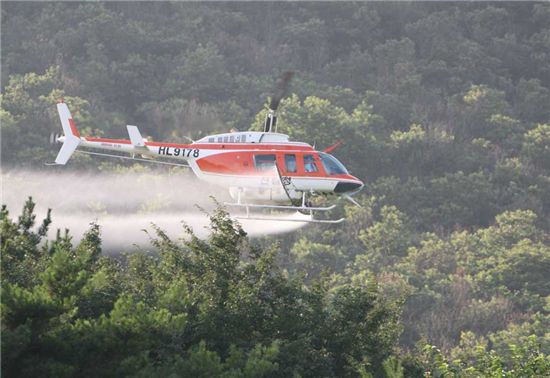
(269, 71, 294, 111)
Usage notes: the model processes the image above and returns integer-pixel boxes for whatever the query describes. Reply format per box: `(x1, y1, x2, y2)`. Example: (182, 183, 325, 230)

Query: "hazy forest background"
(1, 2, 549, 377)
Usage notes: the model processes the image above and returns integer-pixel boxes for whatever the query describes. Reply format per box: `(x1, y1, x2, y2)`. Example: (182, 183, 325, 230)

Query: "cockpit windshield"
(319, 152, 349, 175)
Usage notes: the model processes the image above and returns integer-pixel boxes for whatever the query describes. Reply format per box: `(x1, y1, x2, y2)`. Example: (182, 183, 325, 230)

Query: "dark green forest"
(1, 2, 549, 377)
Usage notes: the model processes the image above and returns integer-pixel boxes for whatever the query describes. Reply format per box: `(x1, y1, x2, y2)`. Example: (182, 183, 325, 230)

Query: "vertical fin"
(57, 101, 80, 138)
(53, 101, 81, 165)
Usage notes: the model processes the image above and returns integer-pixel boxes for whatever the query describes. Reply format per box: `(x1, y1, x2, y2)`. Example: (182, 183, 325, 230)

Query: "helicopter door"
(253, 153, 288, 201)
(277, 153, 299, 198)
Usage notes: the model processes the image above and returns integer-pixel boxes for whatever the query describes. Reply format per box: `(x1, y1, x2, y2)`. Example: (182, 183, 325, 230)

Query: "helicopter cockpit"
(318, 152, 349, 175)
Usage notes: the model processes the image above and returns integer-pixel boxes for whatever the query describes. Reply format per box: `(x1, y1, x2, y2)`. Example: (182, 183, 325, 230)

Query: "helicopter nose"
(334, 178, 364, 193)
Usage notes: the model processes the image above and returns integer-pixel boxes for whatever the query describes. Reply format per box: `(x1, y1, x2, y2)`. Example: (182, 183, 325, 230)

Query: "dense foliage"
(2, 2, 550, 376)
(2, 200, 549, 377)
(2, 199, 404, 377)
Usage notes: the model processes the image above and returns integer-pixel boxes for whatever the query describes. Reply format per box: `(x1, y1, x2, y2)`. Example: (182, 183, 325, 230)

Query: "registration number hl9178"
(158, 146, 199, 158)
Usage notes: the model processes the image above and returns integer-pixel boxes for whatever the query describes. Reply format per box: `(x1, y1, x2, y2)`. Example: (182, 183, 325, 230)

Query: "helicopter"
(50, 72, 363, 223)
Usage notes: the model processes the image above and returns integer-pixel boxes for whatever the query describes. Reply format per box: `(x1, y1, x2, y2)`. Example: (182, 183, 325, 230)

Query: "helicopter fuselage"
(60, 130, 363, 203)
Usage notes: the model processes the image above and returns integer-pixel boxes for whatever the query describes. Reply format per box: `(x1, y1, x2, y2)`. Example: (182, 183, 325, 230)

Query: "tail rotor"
(49, 132, 62, 145)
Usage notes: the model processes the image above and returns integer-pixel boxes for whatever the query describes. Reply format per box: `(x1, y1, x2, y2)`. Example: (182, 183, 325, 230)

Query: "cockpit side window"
(303, 154, 319, 173)
(285, 154, 297, 173)
(254, 154, 276, 171)
(319, 152, 348, 175)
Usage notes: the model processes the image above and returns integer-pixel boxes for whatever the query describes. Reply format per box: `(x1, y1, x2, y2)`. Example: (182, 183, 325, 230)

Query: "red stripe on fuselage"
(85, 137, 132, 144)
(145, 142, 193, 148)
(68, 119, 80, 138)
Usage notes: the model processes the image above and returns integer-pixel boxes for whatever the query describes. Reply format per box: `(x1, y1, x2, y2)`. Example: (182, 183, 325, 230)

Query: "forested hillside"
(2, 2, 549, 377)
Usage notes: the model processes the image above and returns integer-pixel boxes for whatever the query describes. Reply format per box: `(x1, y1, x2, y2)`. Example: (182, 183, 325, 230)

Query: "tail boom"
(52, 102, 194, 165)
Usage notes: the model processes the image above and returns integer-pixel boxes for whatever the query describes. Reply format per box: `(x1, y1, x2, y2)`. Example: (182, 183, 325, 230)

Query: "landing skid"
(225, 191, 344, 224)
(225, 202, 336, 212)
(234, 214, 345, 224)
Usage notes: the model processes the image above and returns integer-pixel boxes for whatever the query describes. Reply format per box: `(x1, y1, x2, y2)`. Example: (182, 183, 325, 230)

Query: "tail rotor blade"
(49, 132, 61, 144)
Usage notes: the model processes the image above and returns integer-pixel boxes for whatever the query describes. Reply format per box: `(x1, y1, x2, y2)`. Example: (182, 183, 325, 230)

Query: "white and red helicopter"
(50, 73, 363, 223)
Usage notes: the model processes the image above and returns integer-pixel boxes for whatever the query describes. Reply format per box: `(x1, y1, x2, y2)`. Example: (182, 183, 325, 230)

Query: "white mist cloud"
(1, 169, 308, 252)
